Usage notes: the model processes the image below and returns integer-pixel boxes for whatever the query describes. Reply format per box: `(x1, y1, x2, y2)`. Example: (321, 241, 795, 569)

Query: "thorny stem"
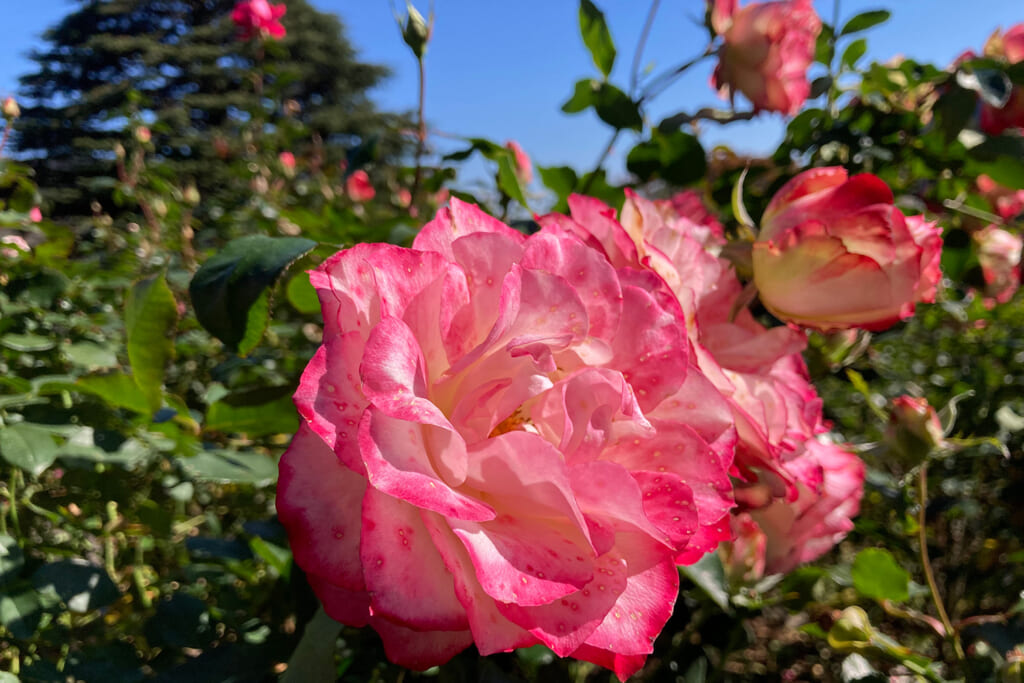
(410, 56, 427, 206)
(630, 0, 662, 97)
(917, 465, 966, 664)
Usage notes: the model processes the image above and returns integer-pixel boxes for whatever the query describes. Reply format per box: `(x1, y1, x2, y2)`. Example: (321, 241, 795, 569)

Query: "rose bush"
(979, 24, 1024, 135)
(277, 199, 739, 679)
(751, 167, 942, 332)
(710, 0, 821, 115)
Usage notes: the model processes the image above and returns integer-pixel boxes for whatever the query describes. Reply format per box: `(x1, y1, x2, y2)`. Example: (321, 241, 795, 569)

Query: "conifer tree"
(16, 0, 407, 217)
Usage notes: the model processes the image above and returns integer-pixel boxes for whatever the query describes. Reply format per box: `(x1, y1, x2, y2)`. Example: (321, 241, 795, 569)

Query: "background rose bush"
(1, 1, 1024, 682)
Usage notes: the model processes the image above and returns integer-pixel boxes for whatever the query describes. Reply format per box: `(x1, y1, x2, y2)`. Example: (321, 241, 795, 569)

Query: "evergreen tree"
(16, 0, 407, 218)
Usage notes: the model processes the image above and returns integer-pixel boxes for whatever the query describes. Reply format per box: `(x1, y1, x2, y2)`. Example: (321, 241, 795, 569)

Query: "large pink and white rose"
(278, 199, 737, 679)
(752, 167, 942, 332)
(710, 0, 821, 115)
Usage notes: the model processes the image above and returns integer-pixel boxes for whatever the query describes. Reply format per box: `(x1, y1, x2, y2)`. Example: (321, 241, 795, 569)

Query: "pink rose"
(710, 0, 821, 115)
(278, 199, 737, 678)
(723, 438, 864, 578)
(505, 140, 533, 185)
(231, 0, 286, 41)
(975, 225, 1022, 304)
(29, 207, 43, 223)
(278, 151, 295, 170)
(751, 167, 942, 332)
(542, 191, 863, 576)
(345, 170, 375, 203)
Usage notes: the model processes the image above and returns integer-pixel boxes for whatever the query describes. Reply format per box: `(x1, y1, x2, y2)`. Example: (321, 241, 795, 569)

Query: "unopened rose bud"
(828, 606, 874, 651)
(885, 395, 946, 465)
(182, 185, 201, 206)
(401, 1, 431, 59)
(134, 126, 151, 144)
(29, 207, 42, 223)
(2, 97, 20, 120)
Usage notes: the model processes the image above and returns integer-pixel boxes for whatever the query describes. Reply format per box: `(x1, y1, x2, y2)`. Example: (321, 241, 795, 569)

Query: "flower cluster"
(278, 169, 938, 676)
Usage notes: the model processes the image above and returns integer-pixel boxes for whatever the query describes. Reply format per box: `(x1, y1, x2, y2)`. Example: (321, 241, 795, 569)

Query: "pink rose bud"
(345, 169, 375, 203)
(278, 151, 296, 175)
(134, 126, 151, 144)
(2, 96, 20, 120)
(231, 0, 287, 41)
(752, 167, 943, 332)
(396, 188, 412, 208)
(505, 140, 533, 185)
(886, 395, 946, 465)
(711, 0, 821, 115)
(29, 207, 42, 223)
(975, 225, 1022, 304)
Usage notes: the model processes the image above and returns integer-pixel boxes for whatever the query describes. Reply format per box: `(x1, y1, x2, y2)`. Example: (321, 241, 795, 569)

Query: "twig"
(630, 0, 662, 97)
(917, 465, 966, 663)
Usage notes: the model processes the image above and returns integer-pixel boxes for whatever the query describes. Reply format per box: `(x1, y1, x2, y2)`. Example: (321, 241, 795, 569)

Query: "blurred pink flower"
(29, 207, 42, 223)
(231, 0, 287, 41)
(978, 24, 1024, 135)
(345, 170, 375, 203)
(1, 234, 30, 258)
(975, 225, 1022, 304)
(278, 198, 738, 679)
(505, 140, 533, 185)
(278, 151, 295, 170)
(752, 167, 942, 332)
(396, 188, 412, 208)
(710, 0, 821, 115)
(977, 174, 1024, 220)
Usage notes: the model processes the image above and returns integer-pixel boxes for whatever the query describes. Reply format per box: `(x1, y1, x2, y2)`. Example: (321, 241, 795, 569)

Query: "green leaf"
(0, 333, 55, 353)
(0, 423, 58, 477)
(851, 548, 910, 602)
(286, 272, 320, 314)
(679, 552, 732, 613)
(815, 23, 835, 65)
(0, 535, 24, 586)
(32, 560, 121, 613)
(125, 275, 177, 413)
(537, 166, 578, 213)
(64, 342, 119, 370)
(934, 86, 978, 142)
(77, 372, 152, 414)
(626, 130, 706, 186)
(841, 38, 867, 70)
(249, 537, 292, 580)
(579, 0, 616, 78)
(237, 290, 270, 358)
(280, 607, 343, 683)
(177, 451, 278, 486)
(205, 391, 298, 437)
(840, 10, 890, 36)
(189, 235, 316, 353)
(0, 589, 42, 640)
(965, 136, 1024, 189)
(562, 80, 643, 131)
(497, 155, 529, 210)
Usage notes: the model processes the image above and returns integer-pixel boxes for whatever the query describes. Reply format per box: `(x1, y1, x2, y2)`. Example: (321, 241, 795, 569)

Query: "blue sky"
(2, 1, 1022, 180)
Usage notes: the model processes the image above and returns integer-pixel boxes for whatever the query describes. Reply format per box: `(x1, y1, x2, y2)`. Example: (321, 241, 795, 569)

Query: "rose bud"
(885, 395, 946, 465)
(752, 167, 942, 332)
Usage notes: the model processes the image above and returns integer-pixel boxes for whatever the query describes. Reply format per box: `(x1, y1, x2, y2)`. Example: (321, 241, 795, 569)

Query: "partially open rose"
(752, 167, 942, 332)
(278, 199, 736, 679)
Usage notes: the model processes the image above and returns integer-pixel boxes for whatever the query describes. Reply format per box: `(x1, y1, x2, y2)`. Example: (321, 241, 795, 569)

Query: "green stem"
(7, 471, 20, 537)
(917, 465, 966, 664)
(578, 129, 620, 195)
(630, 0, 661, 97)
(410, 55, 427, 206)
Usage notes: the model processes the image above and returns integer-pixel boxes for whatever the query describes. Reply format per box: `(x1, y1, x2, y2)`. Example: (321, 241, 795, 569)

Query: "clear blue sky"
(2, 1, 1022, 180)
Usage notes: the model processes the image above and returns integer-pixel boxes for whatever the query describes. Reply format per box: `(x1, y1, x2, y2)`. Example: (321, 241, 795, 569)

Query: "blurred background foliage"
(1, 1, 1024, 681)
